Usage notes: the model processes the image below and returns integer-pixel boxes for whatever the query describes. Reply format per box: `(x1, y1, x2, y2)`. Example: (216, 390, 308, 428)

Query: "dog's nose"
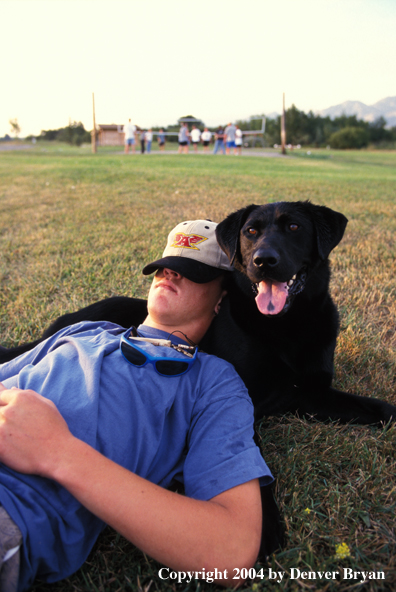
(253, 248, 280, 268)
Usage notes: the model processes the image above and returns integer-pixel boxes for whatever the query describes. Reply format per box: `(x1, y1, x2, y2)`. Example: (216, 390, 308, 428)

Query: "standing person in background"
(201, 127, 212, 154)
(146, 129, 153, 154)
(157, 129, 166, 151)
(190, 125, 201, 153)
(224, 122, 237, 155)
(213, 126, 225, 155)
(178, 123, 189, 154)
(140, 129, 146, 154)
(234, 125, 243, 155)
(123, 119, 136, 154)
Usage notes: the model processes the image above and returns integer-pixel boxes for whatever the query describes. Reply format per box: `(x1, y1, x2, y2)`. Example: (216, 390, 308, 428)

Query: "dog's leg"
(254, 384, 396, 426)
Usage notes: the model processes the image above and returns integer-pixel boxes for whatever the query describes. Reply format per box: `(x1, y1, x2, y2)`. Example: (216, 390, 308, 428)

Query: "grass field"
(0, 143, 395, 591)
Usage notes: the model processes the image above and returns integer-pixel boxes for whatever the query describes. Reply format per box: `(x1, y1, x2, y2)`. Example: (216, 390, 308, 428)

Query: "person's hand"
(0, 382, 72, 477)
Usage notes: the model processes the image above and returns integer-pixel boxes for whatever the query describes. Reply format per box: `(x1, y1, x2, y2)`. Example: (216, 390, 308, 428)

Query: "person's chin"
(149, 294, 177, 317)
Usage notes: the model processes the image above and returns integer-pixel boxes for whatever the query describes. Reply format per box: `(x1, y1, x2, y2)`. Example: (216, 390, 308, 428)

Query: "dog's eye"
(247, 227, 258, 236)
(289, 224, 299, 231)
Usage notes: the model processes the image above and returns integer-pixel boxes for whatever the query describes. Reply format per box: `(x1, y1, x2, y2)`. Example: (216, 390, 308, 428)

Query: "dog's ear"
(309, 203, 348, 260)
(216, 205, 259, 264)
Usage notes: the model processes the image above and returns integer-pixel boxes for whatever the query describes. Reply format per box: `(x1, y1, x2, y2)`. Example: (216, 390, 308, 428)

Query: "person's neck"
(142, 315, 207, 345)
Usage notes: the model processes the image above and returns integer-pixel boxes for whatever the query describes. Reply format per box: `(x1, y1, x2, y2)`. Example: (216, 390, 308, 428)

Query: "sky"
(1, 0, 395, 137)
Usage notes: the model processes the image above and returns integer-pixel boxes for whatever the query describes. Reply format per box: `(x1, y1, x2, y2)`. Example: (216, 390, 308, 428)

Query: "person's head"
(142, 220, 233, 342)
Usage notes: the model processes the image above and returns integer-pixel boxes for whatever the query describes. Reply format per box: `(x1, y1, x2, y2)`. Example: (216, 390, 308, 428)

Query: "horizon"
(3, 94, 396, 139)
(1, 0, 395, 137)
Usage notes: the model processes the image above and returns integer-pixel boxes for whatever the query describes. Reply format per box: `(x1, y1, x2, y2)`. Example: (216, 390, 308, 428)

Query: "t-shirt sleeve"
(182, 358, 273, 501)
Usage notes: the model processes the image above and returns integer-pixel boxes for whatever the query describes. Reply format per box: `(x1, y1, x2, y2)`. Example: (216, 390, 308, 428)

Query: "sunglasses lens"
(155, 360, 189, 376)
(121, 334, 195, 377)
(121, 342, 147, 366)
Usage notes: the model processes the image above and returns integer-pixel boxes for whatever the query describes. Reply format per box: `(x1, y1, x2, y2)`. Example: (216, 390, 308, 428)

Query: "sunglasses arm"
(131, 336, 173, 348)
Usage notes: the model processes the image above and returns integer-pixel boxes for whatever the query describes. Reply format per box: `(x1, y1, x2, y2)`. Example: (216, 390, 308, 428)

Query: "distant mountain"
(317, 96, 396, 127)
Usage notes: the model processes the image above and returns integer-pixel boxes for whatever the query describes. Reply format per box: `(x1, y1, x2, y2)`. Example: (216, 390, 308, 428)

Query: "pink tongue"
(255, 280, 288, 315)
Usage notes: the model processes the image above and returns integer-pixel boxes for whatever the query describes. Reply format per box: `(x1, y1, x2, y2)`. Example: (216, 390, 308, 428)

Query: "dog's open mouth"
(252, 268, 307, 316)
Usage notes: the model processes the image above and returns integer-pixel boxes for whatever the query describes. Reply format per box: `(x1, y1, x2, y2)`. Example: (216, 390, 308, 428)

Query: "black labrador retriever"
(1, 201, 395, 426)
(212, 201, 395, 425)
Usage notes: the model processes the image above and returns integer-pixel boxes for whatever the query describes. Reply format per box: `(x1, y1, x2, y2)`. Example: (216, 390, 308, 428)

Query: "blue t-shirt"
(0, 322, 273, 591)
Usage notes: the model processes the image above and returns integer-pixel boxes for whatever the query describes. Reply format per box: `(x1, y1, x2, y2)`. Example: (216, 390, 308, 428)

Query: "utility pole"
(281, 93, 286, 155)
(91, 92, 97, 154)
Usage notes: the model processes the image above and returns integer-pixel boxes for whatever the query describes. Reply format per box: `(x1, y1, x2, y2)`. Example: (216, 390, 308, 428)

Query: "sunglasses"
(120, 328, 198, 377)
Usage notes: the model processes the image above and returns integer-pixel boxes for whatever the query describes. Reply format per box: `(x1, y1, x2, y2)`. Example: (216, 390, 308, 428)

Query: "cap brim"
(142, 256, 224, 284)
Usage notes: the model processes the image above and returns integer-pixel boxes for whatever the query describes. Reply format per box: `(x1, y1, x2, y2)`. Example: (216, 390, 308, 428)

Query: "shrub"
(329, 126, 369, 149)
(39, 122, 91, 146)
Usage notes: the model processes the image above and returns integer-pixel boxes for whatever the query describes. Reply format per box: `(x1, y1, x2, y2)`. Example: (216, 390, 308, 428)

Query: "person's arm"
(0, 385, 261, 585)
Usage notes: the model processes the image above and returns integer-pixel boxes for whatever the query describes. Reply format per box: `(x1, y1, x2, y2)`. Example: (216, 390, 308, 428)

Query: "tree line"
(34, 122, 91, 146)
(236, 105, 396, 149)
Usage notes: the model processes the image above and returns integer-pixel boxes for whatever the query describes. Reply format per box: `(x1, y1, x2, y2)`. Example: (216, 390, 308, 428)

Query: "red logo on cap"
(171, 233, 208, 250)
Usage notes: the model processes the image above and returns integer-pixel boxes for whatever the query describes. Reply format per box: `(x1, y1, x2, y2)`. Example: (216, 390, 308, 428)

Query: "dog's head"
(216, 201, 348, 316)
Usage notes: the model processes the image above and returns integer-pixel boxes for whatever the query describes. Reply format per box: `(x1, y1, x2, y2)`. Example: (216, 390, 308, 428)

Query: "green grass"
(0, 144, 395, 591)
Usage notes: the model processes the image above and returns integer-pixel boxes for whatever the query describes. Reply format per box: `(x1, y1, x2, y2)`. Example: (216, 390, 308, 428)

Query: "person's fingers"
(0, 384, 17, 405)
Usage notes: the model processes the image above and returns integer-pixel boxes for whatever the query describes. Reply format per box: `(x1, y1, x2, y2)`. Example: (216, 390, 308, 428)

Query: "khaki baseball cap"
(142, 220, 233, 283)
